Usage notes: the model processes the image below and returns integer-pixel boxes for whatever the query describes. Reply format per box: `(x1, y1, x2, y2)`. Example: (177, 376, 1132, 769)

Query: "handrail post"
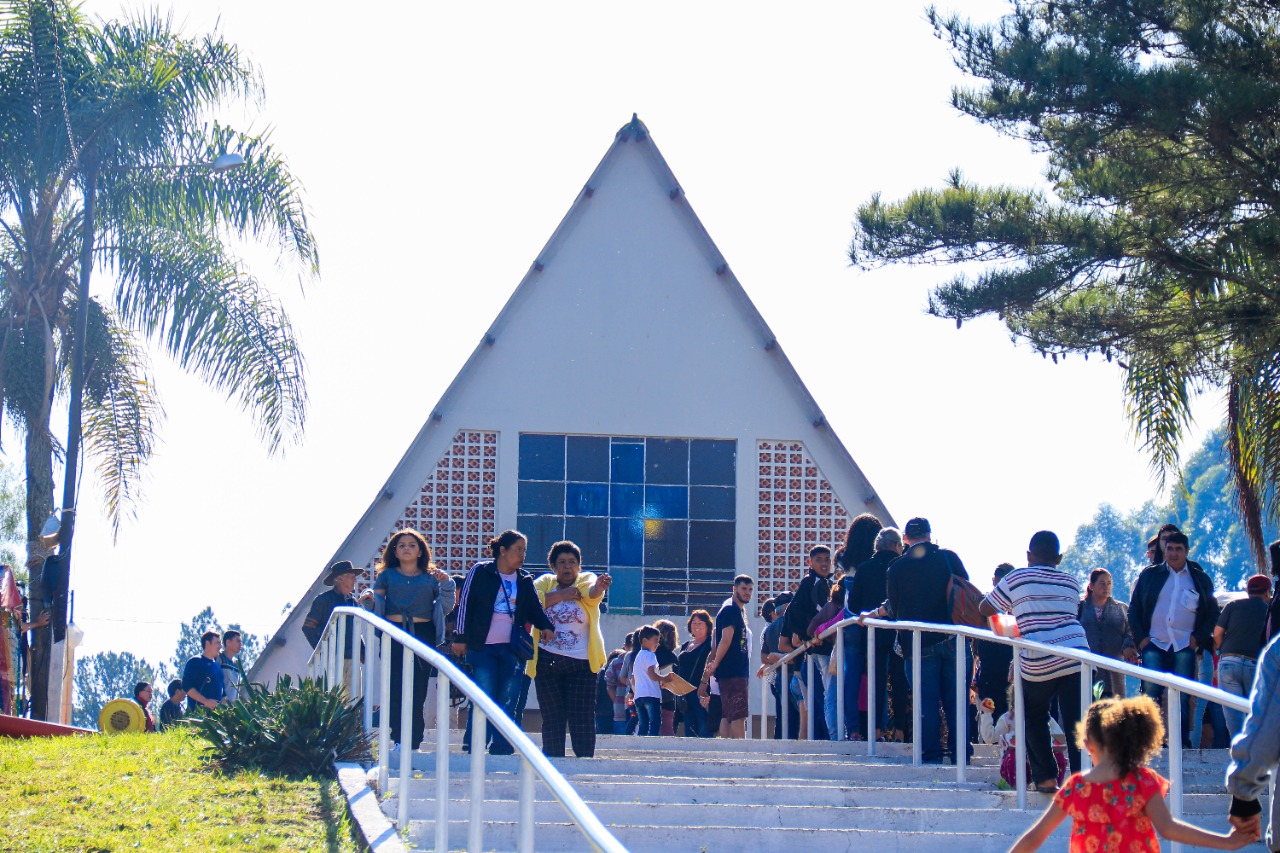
(332, 622, 343, 686)
(1169, 686, 1183, 853)
(955, 635, 967, 783)
(469, 705, 486, 853)
(761, 664, 769, 740)
(436, 671, 450, 853)
(335, 615, 347, 696)
(867, 626, 877, 755)
(398, 645, 414, 831)
(911, 630, 922, 766)
(363, 621, 375, 734)
(805, 654, 814, 740)
(378, 630, 392, 797)
(781, 661, 790, 739)
(519, 757, 536, 853)
(1013, 661, 1026, 809)
(1078, 662, 1093, 770)
(347, 614, 360, 702)
(836, 625, 846, 741)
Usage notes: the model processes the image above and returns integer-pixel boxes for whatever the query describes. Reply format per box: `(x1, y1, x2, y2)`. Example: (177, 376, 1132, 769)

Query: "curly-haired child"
(1009, 695, 1257, 852)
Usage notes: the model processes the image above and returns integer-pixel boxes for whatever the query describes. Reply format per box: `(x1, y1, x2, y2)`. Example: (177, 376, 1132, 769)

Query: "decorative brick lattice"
(755, 440, 850, 606)
(359, 430, 499, 588)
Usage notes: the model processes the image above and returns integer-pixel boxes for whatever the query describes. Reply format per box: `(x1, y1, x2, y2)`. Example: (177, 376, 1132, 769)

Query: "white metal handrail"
(759, 613, 1252, 853)
(306, 606, 627, 853)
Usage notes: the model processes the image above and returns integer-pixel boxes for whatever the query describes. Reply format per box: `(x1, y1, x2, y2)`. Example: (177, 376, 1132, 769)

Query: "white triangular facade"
(252, 117, 895, 686)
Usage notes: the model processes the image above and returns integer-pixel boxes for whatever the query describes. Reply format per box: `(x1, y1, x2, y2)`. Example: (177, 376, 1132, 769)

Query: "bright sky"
(59, 1, 1214, 666)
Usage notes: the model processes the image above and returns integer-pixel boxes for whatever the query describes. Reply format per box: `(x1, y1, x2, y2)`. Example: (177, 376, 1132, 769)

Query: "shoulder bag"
(500, 575, 536, 662)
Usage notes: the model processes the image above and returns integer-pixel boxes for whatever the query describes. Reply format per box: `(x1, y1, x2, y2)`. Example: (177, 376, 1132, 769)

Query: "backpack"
(947, 574, 989, 629)
(938, 549, 988, 629)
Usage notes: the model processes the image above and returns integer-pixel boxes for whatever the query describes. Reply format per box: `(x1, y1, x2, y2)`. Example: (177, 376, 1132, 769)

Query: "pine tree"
(851, 0, 1280, 563)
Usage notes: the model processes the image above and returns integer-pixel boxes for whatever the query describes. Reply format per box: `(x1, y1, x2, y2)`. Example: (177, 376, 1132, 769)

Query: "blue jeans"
(808, 654, 839, 740)
(1218, 655, 1257, 737)
(904, 637, 969, 763)
(1194, 651, 1229, 748)
(463, 645, 522, 753)
(1140, 644, 1196, 746)
(683, 698, 709, 737)
(845, 624, 894, 738)
(635, 697, 661, 736)
(789, 659, 829, 739)
(612, 718, 629, 735)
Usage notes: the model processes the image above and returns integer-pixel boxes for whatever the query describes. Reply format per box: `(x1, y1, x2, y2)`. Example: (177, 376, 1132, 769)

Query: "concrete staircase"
(381, 734, 1249, 852)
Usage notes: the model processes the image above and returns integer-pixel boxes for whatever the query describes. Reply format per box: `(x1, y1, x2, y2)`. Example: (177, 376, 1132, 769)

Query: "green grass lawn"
(0, 729, 363, 852)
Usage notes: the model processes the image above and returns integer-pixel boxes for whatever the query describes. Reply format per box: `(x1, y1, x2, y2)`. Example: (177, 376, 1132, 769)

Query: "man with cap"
(1215, 574, 1274, 737)
(878, 517, 970, 762)
(302, 560, 365, 655)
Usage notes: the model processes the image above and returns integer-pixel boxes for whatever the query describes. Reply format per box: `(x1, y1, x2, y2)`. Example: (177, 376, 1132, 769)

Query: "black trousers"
(1022, 670, 1082, 786)
(387, 621, 436, 750)
(535, 650, 597, 758)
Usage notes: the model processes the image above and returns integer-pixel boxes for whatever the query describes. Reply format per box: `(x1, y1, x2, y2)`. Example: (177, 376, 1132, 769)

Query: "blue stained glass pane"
(611, 442, 643, 483)
(644, 519, 688, 568)
(565, 516, 608, 567)
(690, 439, 736, 486)
(607, 566, 642, 610)
(518, 480, 564, 516)
(609, 518, 643, 566)
(566, 482, 608, 517)
(519, 434, 565, 480)
(517, 515, 564, 570)
(610, 484, 643, 519)
(689, 520, 736, 569)
(644, 485, 688, 519)
(689, 486, 735, 520)
(566, 436, 610, 482)
(646, 438, 689, 485)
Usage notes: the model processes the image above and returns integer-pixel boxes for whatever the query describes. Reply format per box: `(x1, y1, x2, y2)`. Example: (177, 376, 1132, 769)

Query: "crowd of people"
(124, 626, 249, 732)
(291, 518, 1280, 850)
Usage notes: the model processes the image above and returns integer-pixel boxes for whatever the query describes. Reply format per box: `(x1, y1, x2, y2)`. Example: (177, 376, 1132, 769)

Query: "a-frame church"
(252, 116, 895, 688)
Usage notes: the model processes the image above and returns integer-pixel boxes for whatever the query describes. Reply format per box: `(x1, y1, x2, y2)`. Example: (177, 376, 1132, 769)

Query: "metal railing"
(760, 614, 1252, 853)
(307, 606, 626, 853)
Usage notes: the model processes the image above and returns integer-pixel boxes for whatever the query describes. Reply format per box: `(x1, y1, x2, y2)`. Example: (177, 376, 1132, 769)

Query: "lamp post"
(42, 152, 245, 721)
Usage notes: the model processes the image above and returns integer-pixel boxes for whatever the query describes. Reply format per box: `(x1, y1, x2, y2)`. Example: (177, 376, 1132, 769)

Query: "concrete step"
(393, 751, 1233, 792)
(399, 816, 1071, 853)
(386, 776, 1235, 816)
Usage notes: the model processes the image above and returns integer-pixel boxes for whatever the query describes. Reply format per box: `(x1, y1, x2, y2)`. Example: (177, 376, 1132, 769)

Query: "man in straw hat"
(302, 561, 367, 678)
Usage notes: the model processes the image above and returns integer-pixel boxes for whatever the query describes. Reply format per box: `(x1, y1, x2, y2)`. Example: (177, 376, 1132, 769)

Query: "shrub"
(188, 675, 370, 777)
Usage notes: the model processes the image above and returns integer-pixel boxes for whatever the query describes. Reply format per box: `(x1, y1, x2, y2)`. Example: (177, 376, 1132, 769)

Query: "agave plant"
(189, 676, 370, 778)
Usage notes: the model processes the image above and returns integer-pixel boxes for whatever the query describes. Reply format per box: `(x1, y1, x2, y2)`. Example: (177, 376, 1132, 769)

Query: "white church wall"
(253, 120, 893, 726)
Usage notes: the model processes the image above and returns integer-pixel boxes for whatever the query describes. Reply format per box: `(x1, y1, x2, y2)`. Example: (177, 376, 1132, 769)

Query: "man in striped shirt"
(980, 530, 1089, 793)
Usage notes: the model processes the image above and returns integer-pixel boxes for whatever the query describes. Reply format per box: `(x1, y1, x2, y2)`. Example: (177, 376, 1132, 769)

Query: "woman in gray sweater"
(373, 529, 456, 750)
(1078, 568, 1138, 697)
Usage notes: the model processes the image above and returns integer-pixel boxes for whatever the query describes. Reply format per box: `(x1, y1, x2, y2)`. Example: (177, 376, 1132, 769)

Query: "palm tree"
(0, 1, 318, 719)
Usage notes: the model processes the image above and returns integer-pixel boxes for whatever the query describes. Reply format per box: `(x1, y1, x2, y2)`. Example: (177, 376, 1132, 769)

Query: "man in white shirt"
(1127, 530, 1220, 748)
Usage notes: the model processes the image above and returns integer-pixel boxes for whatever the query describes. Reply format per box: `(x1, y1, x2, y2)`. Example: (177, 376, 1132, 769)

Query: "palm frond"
(1123, 351, 1194, 491)
(66, 299, 162, 539)
(109, 226, 305, 454)
(1227, 351, 1280, 568)
(100, 124, 318, 278)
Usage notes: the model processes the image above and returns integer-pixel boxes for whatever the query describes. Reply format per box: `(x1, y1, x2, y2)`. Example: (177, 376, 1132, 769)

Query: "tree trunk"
(23, 312, 58, 721)
(25, 419, 55, 721)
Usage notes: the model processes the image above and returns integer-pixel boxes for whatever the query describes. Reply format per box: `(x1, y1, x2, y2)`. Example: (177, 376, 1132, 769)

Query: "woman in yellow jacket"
(526, 540, 612, 757)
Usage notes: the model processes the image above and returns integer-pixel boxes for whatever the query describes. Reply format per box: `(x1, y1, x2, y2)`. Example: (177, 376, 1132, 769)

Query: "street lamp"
(41, 152, 246, 718)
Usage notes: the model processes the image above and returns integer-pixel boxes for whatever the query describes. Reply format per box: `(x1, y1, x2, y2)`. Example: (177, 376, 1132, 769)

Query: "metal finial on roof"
(617, 113, 648, 142)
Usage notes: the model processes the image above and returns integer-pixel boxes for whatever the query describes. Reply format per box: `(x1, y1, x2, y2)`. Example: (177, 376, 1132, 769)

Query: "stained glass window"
(518, 434, 737, 615)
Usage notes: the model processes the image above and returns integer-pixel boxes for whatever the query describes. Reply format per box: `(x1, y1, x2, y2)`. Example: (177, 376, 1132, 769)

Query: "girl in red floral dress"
(1009, 695, 1256, 852)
